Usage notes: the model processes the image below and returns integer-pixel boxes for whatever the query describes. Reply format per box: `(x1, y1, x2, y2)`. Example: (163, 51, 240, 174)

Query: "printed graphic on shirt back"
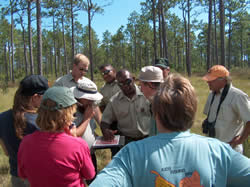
(151, 170, 203, 187)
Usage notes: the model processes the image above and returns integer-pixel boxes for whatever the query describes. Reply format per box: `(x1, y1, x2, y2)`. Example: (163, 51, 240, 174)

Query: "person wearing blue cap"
(18, 86, 95, 187)
(0, 75, 49, 187)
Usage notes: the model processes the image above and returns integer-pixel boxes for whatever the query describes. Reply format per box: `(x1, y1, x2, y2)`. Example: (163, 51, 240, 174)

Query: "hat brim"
(202, 74, 218, 82)
(155, 64, 169, 69)
(139, 78, 164, 83)
(73, 88, 103, 101)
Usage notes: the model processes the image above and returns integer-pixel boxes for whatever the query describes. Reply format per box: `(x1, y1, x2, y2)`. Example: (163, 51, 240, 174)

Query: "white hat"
(139, 66, 164, 82)
(73, 80, 103, 101)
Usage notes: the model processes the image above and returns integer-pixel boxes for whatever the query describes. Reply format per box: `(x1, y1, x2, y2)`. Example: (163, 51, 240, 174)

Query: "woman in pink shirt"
(18, 86, 95, 187)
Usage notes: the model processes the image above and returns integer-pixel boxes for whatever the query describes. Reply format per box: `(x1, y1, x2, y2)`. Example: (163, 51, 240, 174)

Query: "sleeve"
(232, 93, 250, 123)
(90, 147, 132, 187)
(53, 77, 63, 87)
(227, 148, 250, 186)
(101, 101, 116, 125)
(79, 142, 96, 180)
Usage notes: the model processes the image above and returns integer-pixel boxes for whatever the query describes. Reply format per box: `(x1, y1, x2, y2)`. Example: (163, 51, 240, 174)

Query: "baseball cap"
(202, 65, 229, 82)
(41, 87, 77, 111)
(139, 66, 164, 82)
(20, 75, 49, 96)
(73, 80, 103, 101)
(155, 58, 169, 69)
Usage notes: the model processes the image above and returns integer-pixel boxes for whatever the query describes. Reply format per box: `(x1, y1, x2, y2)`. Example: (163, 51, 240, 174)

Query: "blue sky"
(79, 0, 142, 41)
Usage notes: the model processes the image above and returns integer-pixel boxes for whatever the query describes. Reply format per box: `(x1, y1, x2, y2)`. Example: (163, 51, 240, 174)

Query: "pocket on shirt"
(219, 104, 235, 122)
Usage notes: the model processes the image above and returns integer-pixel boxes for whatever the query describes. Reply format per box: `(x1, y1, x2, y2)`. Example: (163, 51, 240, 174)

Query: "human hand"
(229, 135, 242, 148)
(102, 129, 117, 140)
(179, 171, 203, 187)
(64, 123, 77, 137)
(83, 106, 95, 120)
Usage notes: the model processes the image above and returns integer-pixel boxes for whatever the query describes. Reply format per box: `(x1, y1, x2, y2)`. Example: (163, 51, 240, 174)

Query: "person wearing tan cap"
(138, 66, 164, 136)
(202, 65, 250, 153)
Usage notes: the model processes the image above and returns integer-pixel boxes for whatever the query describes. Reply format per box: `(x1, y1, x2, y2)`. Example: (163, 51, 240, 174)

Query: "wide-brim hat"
(139, 66, 164, 82)
(203, 65, 229, 82)
(73, 80, 103, 101)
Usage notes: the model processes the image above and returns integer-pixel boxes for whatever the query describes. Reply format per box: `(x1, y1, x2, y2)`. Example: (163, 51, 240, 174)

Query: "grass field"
(0, 69, 249, 186)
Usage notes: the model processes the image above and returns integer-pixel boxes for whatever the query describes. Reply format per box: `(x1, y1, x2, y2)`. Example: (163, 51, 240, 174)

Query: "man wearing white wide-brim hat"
(72, 80, 103, 177)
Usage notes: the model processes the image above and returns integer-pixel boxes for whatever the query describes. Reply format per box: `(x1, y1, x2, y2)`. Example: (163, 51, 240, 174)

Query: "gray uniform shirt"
(101, 85, 151, 138)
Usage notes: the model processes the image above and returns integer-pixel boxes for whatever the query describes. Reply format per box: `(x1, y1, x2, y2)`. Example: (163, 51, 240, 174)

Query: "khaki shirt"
(102, 85, 151, 138)
(99, 81, 120, 109)
(54, 72, 92, 88)
(203, 84, 250, 143)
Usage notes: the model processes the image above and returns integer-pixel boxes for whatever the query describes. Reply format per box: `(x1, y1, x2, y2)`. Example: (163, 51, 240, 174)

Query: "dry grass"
(0, 69, 249, 185)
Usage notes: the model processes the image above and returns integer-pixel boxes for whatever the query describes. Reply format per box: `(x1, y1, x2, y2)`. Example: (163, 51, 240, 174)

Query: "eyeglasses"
(118, 78, 133, 87)
(79, 68, 88, 72)
(101, 69, 111, 76)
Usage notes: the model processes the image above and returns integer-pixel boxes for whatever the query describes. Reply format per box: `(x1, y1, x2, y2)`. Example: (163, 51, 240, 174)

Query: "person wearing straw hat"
(18, 86, 95, 187)
(0, 75, 49, 187)
(72, 80, 103, 177)
(202, 65, 250, 153)
(138, 66, 164, 136)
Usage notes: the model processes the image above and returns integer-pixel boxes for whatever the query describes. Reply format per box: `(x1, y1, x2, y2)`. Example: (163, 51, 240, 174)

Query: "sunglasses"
(118, 78, 133, 87)
(79, 68, 88, 72)
(101, 69, 111, 75)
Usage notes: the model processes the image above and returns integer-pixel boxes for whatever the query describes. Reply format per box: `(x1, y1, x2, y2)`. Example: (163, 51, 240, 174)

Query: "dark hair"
(152, 74, 197, 131)
(13, 87, 34, 139)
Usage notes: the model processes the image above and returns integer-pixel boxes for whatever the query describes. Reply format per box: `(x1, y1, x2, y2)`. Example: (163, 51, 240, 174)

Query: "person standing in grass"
(0, 75, 49, 187)
(18, 86, 95, 187)
(98, 64, 120, 112)
(90, 74, 250, 187)
(202, 65, 250, 153)
(138, 66, 164, 136)
(154, 57, 170, 79)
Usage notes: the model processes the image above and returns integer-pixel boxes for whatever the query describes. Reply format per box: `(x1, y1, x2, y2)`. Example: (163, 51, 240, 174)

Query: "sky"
(79, 0, 143, 41)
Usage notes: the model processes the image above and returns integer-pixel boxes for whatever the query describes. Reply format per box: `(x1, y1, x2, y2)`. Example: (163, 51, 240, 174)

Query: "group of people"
(0, 53, 249, 187)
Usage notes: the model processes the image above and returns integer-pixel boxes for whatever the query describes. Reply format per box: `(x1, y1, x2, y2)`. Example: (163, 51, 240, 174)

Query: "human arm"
(93, 106, 102, 125)
(76, 106, 95, 137)
(100, 121, 117, 140)
(90, 147, 132, 187)
(229, 121, 250, 148)
(0, 139, 8, 156)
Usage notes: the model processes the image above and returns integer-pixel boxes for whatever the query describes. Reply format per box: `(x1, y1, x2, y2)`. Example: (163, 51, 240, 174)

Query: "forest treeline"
(0, 0, 249, 83)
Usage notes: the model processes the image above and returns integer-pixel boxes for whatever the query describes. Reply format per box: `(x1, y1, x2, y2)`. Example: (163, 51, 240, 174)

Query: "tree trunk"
(207, 0, 212, 71)
(10, 0, 15, 82)
(219, 0, 225, 66)
(36, 0, 42, 75)
(28, 0, 34, 74)
(213, 0, 218, 65)
(4, 44, 9, 82)
(88, 2, 94, 81)
(186, 0, 191, 76)
(160, 0, 168, 58)
(20, 16, 29, 76)
(62, 16, 68, 74)
(134, 27, 137, 71)
(158, 2, 163, 57)
(228, 9, 232, 70)
(71, 0, 75, 61)
(152, 0, 157, 62)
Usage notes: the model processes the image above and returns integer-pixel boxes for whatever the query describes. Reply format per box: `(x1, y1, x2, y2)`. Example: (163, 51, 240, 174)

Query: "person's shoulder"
(0, 109, 12, 119)
(110, 90, 122, 102)
(64, 134, 89, 148)
(230, 85, 248, 97)
(54, 73, 71, 85)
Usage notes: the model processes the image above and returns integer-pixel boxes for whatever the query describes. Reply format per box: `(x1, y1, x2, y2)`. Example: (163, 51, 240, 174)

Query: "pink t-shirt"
(18, 131, 95, 187)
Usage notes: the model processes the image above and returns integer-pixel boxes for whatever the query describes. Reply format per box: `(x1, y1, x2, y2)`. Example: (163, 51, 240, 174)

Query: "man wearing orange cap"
(202, 65, 250, 153)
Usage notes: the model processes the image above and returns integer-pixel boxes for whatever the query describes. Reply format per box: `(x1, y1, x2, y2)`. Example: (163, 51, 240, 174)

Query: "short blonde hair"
(36, 99, 76, 131)
(152, 74, 197, 131)
(73, 53, 90, 66)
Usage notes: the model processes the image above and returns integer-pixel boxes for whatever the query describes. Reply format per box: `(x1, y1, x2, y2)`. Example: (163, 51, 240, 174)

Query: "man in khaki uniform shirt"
(101, 69, 151, 145)
(99, 64, 120, 112)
